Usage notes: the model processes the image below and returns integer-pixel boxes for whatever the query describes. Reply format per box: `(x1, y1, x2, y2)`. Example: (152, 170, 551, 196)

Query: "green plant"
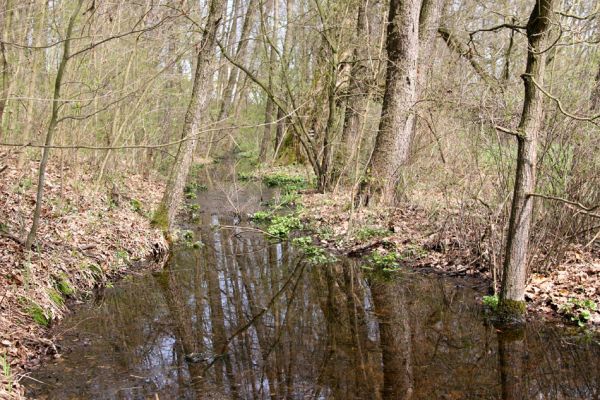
(27, 302, 50, 326)
(292, 236, 337, 264)
(316, 226, 334, 241)
(560, 298, 597, 327)
(362, 251, 402, 278)
(47, 288, 64, 306)
(250, 210, 272, 222)
(15, 177, 33, 194)
(262, 173, 307, 191)
(483, 295, 499, 310)
(130, 198, 143, 214)
(180, 230, 194, 241)
(55, 276, 74, 296)
(0, 355, 11, 392)
(115, 249, 129, 262)
(237, 171, 254, 181)
(355, 226, 389, 241)
(402, 244, 428, 259)
(267, 215, 302, 239)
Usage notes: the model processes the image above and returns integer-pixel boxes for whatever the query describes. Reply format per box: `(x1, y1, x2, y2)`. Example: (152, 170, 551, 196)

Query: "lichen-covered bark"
(358, 0, 422, 206)
(500, 0, 555, 317)
(154, 0, 224, 232)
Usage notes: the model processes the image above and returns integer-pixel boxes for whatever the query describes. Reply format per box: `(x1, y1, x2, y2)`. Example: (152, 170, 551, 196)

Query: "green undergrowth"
(292, 236, 337, 265)
(267, 215, 303, 239)
(24, 300, 50, 327)
(560, 298, 597, 327)
(355, 226, 390, 241)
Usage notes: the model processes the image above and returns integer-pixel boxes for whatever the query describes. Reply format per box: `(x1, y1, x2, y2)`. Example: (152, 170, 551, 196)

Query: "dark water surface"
(26, 167, 600, 399)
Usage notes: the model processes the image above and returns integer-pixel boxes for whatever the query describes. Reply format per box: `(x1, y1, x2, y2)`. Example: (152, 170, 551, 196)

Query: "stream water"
(25, 165, 600, 399)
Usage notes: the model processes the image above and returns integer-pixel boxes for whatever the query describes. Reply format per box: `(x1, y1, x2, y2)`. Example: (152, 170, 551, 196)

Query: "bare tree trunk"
(259, 0, 279, 163)
(274, 0, 294, 154)
(25, 0, 84, 249)
(417, 0, 444, 88)
(205, 0, 256, 158)
(333, 0, 368, 184)
(499, 0, 555, 318)
(357, 0, 423, 206)
(0, 0, 10, 141)
(591, 62, 600, 111)
(153, 0, 224, 232)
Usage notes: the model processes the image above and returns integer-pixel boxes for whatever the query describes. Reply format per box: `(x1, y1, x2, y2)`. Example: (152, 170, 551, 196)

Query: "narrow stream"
(26, 165, 600, 399)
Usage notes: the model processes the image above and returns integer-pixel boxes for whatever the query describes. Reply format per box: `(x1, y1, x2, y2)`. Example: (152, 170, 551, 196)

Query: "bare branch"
(527, 192, 600, 219)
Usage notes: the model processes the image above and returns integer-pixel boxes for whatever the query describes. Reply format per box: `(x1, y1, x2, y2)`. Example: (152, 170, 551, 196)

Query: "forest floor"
(296, 190, 600, 329)
(0, 154, 168, 399)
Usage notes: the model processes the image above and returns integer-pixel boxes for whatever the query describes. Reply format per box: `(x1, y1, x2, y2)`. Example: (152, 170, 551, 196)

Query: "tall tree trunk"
(590, 62, 600, 111)
(259, 0, 279, 163)
(25, 0, 84, 249)
(206, 0, 256, 158)
(499, 0, 555, 318)
(332, 0, 368, 186)
(0, 0, 10, 141)
(357, 0, 422, 206)
(153, 0, 224, 232)
(274, 0, 294, 154)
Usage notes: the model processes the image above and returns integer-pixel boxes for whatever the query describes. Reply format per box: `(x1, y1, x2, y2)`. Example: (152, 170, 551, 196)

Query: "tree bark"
(499, 0, 555, 318)
(153, 0, 224, 232)
(357, 0, 423, 206)
(25, 0, 84, 249)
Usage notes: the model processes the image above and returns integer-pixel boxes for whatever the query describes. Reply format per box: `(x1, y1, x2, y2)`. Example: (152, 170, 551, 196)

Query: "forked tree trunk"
(153, 0, 224, 232)
(357, 0, 422, 206)
(499, 0, 555, 318)
(25, 0, 84, 249)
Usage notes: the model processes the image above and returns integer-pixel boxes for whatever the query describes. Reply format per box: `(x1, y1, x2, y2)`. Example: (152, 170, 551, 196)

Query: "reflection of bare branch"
(203, 260, 307, 373)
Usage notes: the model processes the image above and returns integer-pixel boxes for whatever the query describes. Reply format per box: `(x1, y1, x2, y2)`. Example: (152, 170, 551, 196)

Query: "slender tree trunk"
(499, 0, 555, 318)
(25, 0, 84, 249)
(591, 62, 600, 111)
(153, 0, 224, 232)
(274, 0, 293, 154)
(357, 0, 422, 206)
(0, 0, 10, 141)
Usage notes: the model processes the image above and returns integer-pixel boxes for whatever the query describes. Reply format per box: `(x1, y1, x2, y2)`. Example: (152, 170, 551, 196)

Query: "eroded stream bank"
(25, 166, 600, 399)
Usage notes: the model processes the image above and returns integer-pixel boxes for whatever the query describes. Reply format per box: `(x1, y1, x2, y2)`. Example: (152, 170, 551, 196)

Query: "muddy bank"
(0, 156, 168, 398)
(297, 190, 600, 328)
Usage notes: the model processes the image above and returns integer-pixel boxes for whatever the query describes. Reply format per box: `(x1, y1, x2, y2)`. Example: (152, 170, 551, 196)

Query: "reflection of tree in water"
(28, 206, 600, 400)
